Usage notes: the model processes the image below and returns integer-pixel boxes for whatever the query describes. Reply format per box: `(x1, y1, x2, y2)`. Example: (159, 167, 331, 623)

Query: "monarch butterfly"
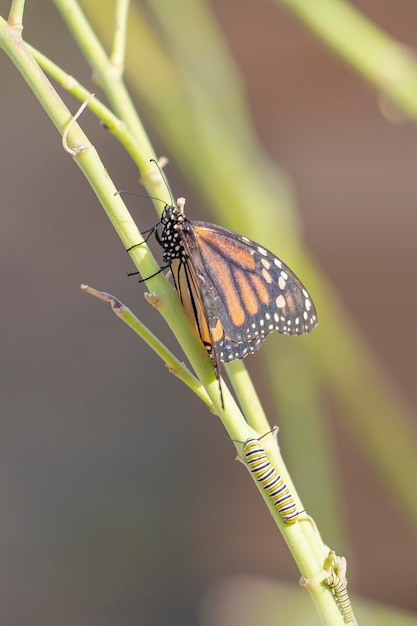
(323, 570, 355, 625)
(240, 435, 299, 524)
(132, 172, 317, 404)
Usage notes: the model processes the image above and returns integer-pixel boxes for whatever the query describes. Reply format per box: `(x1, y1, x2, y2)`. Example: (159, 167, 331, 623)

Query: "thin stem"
(81, 285, 212, 407)
(225, 360, 271, 435)
(8, 0, 25, 26)
(111, 0, 130, 76)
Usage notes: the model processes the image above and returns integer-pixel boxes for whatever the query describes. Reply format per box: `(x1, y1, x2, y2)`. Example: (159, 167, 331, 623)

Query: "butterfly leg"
(126, 225, 158, 253)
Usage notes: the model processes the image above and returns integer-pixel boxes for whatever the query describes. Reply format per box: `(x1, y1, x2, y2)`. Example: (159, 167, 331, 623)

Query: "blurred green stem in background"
(77, 0, 417, 543)
(278, 0, 417, 123)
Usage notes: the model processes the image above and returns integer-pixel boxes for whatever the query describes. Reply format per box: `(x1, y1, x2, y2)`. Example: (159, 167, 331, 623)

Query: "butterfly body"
(156, 203, 317, 374)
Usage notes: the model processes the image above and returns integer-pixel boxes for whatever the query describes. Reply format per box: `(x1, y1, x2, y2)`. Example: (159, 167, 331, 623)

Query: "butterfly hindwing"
(179, 220, 317, 363)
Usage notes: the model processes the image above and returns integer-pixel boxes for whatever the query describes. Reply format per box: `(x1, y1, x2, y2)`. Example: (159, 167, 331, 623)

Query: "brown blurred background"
(1, 1, 417, 624)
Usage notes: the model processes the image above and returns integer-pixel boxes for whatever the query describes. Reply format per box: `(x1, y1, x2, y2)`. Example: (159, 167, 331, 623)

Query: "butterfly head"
(160, 197, 186, 223)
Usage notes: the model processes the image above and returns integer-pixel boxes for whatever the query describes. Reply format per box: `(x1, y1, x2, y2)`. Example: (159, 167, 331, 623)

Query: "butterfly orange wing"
(178, 220, 317, 363)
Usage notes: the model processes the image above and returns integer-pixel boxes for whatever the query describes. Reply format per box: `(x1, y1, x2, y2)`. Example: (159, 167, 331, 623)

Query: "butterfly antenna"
(115, 189, 166, 205)
(150, 158, 175, 207)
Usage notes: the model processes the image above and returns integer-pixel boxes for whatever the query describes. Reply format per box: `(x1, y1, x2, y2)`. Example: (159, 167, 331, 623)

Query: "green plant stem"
(110, 0, 130, 76)
(81, 284, 212, 407)
(8, 0, 24, 25)
(53, 0, 157, 180)
(225, 360, 271, 435)
(278, 0, 417, 122)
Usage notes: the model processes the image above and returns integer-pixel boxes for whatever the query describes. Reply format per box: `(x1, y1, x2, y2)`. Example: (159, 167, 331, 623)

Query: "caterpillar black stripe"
(243, 438, 299, 524)
(323, 570, 355, 624)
